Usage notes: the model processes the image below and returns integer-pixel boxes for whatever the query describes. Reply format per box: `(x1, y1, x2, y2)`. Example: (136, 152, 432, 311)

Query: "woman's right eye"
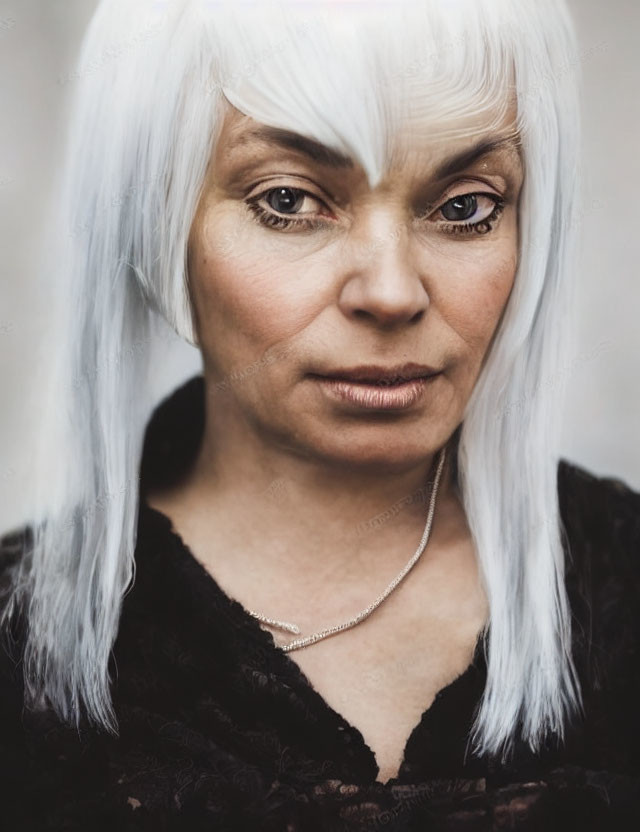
(263, 187, 315, 214)
(245, 186, 332, 232)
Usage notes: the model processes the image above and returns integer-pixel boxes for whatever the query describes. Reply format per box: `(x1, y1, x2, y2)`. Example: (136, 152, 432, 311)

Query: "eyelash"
(245, 188, 506, 237)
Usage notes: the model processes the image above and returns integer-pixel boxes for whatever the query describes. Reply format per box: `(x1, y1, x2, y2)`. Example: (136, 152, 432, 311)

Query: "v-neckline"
(138, 500, 488, 787)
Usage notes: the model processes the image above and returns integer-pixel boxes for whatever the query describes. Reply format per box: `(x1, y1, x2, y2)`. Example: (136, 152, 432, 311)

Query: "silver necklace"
(247, 445, 447, 652)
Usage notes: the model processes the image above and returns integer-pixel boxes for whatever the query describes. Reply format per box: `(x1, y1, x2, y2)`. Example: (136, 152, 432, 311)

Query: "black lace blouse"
(1, 374, 639, 830)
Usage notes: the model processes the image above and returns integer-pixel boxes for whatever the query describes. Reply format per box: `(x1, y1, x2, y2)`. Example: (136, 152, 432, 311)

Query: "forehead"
(216, 95, 521, 179)
(390, 96, 519, 158)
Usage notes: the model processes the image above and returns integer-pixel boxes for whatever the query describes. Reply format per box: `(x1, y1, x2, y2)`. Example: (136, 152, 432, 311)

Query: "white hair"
(0, 0, 584, 763)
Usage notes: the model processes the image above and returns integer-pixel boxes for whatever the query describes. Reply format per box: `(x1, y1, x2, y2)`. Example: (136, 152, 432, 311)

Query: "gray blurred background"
(1, 0, 638, 532)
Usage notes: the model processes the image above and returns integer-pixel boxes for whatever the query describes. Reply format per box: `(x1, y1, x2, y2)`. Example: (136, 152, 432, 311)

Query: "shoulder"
(0, 519, 32, 629)
(0, 520, 39, 739)
(557, 457, 640, 580)
(0, 522, 32, 700)
(0, 521, 32, 574)
(557, 459, 640, 727)
(557, 456, 640, 526)
(0, 524, 32, 810)
(0, 520, 32, 635)
(0, 524, 116, 825)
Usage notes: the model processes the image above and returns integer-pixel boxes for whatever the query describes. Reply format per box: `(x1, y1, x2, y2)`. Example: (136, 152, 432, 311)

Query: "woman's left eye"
(430, 192, 506, 236)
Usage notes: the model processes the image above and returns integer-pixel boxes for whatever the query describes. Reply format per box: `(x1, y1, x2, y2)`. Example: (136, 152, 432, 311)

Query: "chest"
(267, 604, 486, 784)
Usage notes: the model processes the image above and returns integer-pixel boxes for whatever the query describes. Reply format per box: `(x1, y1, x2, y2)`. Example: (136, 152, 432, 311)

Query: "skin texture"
(147, 96, 524, 783)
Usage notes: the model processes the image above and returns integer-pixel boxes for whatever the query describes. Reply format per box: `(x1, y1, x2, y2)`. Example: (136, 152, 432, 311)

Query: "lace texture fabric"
(1, 374, 639, 830)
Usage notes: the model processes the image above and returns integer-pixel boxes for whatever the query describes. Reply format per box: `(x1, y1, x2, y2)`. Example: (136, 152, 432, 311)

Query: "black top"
(1, 374, 640, 830)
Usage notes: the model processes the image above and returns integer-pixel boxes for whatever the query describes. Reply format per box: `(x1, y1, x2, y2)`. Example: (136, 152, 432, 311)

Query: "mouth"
(323, 375, 431, 387)
(308, 363, 441, 411)
(309, 362, 441, 386)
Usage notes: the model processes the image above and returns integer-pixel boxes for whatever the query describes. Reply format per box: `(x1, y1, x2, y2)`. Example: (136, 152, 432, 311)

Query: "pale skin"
(147, 96, 524, 784)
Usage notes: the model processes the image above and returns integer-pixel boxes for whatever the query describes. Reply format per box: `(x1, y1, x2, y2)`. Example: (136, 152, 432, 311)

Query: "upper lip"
(312, 362, 441, 383)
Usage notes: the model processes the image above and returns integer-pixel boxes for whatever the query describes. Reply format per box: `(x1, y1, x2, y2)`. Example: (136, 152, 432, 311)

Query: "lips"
(334, 376, 422, 387)
(312, 362, 440, 385)
(312, 371, 439, 411)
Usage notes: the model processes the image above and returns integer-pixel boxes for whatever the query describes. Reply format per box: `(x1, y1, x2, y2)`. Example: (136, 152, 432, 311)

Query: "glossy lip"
(310, 361, 440, 385)
(312, 373, 441, 411)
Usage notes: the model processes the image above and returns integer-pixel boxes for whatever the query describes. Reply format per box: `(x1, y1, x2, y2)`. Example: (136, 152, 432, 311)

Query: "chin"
(294, 428, 441, 473)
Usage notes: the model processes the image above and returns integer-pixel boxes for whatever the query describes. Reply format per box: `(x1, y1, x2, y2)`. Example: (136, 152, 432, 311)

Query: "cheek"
(190, 209, 322, 355)
(434, 239, 517, 355)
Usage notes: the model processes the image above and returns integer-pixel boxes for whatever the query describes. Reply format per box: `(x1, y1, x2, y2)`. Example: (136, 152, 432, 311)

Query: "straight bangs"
(1, 0, 583, 763)
(201, 0, 520, 186)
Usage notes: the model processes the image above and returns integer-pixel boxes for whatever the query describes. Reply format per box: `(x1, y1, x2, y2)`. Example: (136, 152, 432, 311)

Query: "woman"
(1, 0, 639, 828)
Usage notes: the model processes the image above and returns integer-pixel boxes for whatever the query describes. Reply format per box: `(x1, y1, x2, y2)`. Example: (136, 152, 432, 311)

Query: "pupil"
(267, 187, 302, 214)
(441, 194, 477, 221)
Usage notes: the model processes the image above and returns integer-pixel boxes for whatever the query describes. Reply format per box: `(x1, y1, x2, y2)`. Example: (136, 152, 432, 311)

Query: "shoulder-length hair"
(1, 0, 584, 763)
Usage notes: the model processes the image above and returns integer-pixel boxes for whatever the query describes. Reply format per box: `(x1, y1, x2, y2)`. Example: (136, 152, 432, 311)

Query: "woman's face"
(187, 99, 523, 470)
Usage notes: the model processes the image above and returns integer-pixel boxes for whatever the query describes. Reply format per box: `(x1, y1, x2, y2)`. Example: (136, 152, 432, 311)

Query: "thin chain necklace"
(247, 445, 447, 652)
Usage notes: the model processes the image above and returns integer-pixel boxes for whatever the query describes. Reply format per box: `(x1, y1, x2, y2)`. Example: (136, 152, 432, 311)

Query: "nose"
(337, 210, 430, 328)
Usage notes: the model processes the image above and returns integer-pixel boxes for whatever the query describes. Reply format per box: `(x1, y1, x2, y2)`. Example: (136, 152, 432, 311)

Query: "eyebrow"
(235, 126, 355, 169)
(433, 135, 522, 180)
(233, 126, 521, 177)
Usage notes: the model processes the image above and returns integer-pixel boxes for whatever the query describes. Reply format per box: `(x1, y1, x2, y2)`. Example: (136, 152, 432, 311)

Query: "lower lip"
(312, 374, 440, 410)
